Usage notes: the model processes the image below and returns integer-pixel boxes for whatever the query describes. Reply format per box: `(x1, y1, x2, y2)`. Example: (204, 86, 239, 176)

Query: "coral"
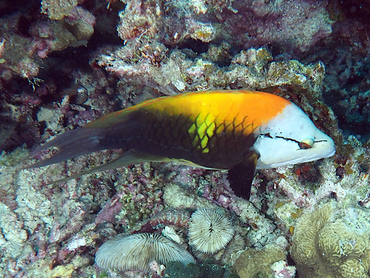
(226, 48, 327, 106)
(0, 5, 95, 80)
(322, 51, 370, 137)
(186, 19, 216, 43)
(216, 0, 333, 54)
(0, 33, 39, 79)
(291, 202, 370, 278)
(0, 145, 117, 276)
(188, 208, 234, 254)
(0, 57, 114, 152)
(163, 183, 216, 210)
(232, 198, 288, 250)
(271, 260, 296, 278)
(30, 6, 96, 56)
(134, 209, 192, 237)
(95, 233, 195, 273)
(304, 2, 370, 138)
(264, 138, 369, 213)
(117, 0, 162, 41)
(0, 202, 29, 257)
(95, 192, 124, 225)
(41, 0, 79, 20)
(232, 244, 287, 278)
(96, 40, 182, 95)
(1, 0, 369, 276)
(116, 0, 216, 45)
(114, 0, 332, 54)
(96, 45, 328, 125)
(111, 163, 165, 229)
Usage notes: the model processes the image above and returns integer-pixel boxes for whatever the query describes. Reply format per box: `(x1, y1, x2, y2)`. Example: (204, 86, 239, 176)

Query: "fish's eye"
(299, 137, 314, 149)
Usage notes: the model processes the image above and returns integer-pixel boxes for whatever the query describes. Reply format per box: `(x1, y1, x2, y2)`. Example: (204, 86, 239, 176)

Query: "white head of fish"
(253, 102, 336, 169)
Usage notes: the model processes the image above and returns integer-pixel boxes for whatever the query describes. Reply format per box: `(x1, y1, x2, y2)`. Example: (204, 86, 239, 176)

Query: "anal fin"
(44, 150, 169, 186)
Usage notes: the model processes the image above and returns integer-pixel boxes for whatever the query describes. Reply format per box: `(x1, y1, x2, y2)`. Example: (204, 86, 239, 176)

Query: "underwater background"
(0, 0, 370, 277)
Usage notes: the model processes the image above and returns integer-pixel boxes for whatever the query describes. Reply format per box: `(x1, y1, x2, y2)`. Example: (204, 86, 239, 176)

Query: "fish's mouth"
(254, 134, 336, 169)
(280, 148, 335, 166)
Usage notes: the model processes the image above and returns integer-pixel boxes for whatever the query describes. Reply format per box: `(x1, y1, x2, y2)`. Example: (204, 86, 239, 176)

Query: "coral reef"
(0, 5, 95, 80)
(305, 1, 370, 139)
(41, 0, 79, 20)
(114, 0, 332, 54)
(322, 48, 370, 138)
(95, 233, 195, 273)
(116, 0, 217, 45)
(291, 202, 370, 278)
(1, 0, 370, 277)
(206, 0, 332, 54)
(232, 244, 293, 278)
(188, 208, 234, 254)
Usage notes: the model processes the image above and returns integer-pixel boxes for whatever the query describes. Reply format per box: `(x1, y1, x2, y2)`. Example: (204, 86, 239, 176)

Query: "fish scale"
(133, 110, 253, 169)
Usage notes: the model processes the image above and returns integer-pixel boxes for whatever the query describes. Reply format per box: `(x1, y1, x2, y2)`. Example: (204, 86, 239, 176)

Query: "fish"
(26, 90, 336, 199)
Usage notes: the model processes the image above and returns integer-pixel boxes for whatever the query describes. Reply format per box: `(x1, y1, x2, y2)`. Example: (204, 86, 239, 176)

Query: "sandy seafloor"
(1, 0, 370, 277)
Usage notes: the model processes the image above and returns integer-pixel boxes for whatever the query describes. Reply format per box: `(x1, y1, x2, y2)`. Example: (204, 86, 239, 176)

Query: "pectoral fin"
(227, 151, 259, 200)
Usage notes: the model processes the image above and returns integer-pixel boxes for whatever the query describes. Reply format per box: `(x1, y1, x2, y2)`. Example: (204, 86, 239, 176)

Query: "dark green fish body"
(27, 90, 335, 199)
(90, 107, 255, 170)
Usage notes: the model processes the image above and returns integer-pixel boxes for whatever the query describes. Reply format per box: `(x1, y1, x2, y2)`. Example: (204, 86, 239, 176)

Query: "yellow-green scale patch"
(188, 113, 218, 153)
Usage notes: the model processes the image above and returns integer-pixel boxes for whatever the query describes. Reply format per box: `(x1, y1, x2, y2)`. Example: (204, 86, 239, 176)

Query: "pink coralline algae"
(223, 0, 333, 53)
(29, 6, 96, 58)
(95, 192, 124, 225)
(116, 0, 216, 45)
(117, 0, 162, 41)
(0, 5, 95, 80)
(115, 0, 332, 54)
(134, 209, 192, 234)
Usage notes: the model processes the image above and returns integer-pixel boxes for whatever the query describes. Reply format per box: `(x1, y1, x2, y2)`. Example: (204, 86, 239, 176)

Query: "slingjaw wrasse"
(26, 90, 336, 199)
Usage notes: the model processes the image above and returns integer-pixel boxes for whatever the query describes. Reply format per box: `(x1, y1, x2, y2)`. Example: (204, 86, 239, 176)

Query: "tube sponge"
(291, 202, 370, 278)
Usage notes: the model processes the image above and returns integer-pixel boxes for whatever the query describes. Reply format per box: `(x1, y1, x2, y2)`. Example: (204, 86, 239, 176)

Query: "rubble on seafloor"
(1, 0, 370, 277)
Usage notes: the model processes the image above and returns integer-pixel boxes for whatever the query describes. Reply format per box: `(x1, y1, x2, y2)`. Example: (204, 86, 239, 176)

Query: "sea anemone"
(95, 233, 196, 272)
(188, 208, 234, 254)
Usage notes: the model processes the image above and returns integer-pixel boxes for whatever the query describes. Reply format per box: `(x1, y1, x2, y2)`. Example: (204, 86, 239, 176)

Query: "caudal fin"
(25, 127, 103, 169)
